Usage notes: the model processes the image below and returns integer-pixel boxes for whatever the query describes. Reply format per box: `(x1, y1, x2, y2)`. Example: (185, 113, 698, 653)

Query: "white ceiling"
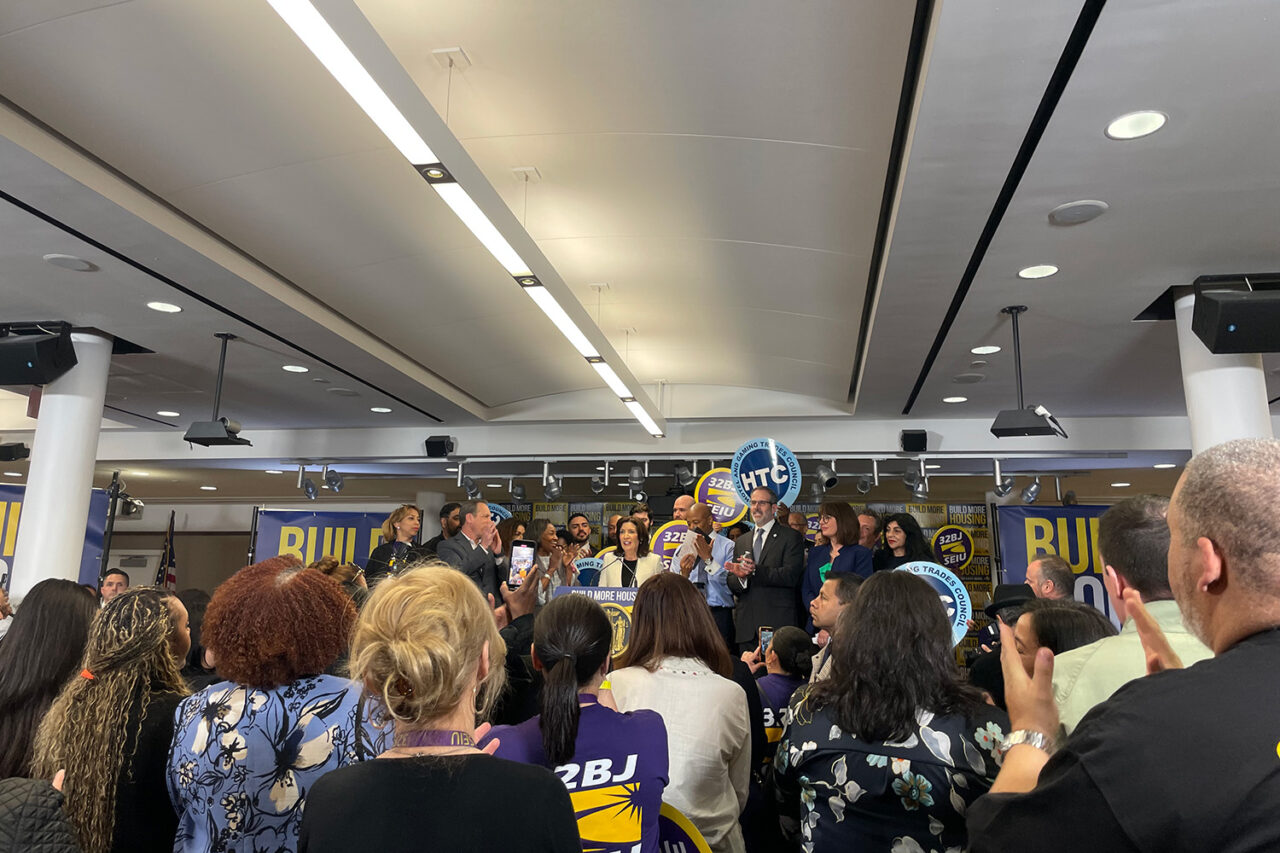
(0, 0, 1276, 485)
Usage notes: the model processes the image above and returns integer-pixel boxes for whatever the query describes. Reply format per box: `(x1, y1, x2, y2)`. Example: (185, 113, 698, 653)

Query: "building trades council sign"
(895, 560, 972, 647)
(731, 438, 802, 509)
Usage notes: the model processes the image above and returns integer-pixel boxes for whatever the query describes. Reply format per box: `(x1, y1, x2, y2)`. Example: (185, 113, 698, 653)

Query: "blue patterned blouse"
(167, 675, 392, 852)
(773, 686, 1007, 853)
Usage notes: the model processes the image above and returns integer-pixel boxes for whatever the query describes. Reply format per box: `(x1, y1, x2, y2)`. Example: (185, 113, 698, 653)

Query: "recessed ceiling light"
(1018, 264, 1059, 280)
(3, 472, 22, 477)
(1110, 482, 1131, 488)
(146, 301, 182, 313)
(200, 485, 218, 491)
(942, 396, 968, 404)
(43, 253, 98, 272)
(265, 469, 284, 474)
(596, 466, 606, 471)
(971, 345, 1001, 355)
(926, 464, 942, 470)
(1048, 200, 1109, 226)
(486, 483, 502, 488)
(131, 471, 151, 476)
(1153, 463, 1177, 469)
(445, 467, 459, 472)
(1105, 110, 1167, 140)
(156, 410, 180, 418)
(282, 365, 309, 373)
(370, 407, 392, 413)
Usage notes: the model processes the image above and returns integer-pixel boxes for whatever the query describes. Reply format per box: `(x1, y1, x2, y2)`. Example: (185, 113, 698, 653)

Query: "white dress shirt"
(610, 656, 751, 853)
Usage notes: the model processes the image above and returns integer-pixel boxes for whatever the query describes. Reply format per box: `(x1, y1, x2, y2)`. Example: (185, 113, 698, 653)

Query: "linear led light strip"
(266, 0, 663, 437)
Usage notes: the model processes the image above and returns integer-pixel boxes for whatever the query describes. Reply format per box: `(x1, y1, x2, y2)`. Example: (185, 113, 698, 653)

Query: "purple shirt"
(486, 702, 669, 853)
(756, 673, 806, 743)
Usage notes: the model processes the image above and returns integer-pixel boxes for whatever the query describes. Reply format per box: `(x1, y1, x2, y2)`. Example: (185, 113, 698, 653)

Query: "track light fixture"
(912, 478, 929, 501)
(992, 460, 1015, 498)
(463, 476, 480, 500)
(323, 466, 344, 493)
(631, 489, 647, 503)
(815, 463, 838, 490)
(302, 477, 319, 500)
(856, 475, 873, 495)
(590, 475, 605, 495)
(544, 475, 562, 501)
(1022, 477, 1042, 504)
(510, 481, 526, 502)
(674, 463, 695, 488)
(628, 465, 645, 490)
(902, 469, 920, 489)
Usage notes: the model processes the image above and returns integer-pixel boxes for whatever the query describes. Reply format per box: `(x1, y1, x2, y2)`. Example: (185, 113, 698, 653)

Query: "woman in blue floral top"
(167, 557, 391, 853)
(772, 571, 1008, 853)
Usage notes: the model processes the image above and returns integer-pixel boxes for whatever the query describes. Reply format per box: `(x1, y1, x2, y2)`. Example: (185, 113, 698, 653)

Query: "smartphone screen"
(758, 626, 774, 654)
(509, 539, 536, 587)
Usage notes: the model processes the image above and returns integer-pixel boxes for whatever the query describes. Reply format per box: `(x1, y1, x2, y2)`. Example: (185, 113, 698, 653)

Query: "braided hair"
(33, 588, 188, 853)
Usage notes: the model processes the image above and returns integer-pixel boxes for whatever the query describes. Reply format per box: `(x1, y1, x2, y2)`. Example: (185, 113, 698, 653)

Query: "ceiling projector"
(183, 416, 251, 447)
(991, 406, 1063, 438)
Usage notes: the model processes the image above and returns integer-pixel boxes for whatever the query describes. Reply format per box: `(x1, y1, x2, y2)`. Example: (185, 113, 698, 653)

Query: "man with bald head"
(672, 494, 695, 521)
(673, 502, 738, 652)
(969, 438, 1280, 851)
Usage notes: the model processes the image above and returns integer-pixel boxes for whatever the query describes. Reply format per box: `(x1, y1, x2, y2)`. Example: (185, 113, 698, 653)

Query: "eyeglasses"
(749, 500, 775, 508)
(818, 514, 834, 521)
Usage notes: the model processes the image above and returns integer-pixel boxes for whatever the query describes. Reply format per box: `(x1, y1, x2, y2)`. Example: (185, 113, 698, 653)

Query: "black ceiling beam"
(900, 0, 1109, 415)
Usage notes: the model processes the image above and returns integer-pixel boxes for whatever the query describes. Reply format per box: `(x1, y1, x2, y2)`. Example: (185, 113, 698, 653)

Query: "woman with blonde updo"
(298, 564, 578, 853)
(33, 588, 191, 853)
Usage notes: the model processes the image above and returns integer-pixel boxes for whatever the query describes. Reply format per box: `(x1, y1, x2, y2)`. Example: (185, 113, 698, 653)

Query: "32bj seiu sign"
(253, 509, 387, 567)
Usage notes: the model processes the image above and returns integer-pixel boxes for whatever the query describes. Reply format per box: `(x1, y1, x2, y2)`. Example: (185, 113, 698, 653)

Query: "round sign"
(488, 503, 512, 522)
(731, 437, 803, 508)
(805, 513, 820, 543)
(594, 545, 617, 559)
(573, 556, 604, 588)
(650, 520, 689, 571)
(657, 803, 713, 853)
(895, 561, 973, 647)
(602, 602, 633, 656)
(694, 467, 748, 527)
(930, 525, 974, 573)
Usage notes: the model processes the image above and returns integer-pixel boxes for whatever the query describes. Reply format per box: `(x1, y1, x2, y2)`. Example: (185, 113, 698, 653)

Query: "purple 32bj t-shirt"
(486, 700, 669, 853)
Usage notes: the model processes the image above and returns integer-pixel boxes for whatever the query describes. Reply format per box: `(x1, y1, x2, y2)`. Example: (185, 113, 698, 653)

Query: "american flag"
(155, 510, 177, 590)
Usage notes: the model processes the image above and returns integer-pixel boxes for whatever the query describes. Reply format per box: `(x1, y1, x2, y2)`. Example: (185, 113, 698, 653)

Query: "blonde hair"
(381, 505, 421, 544)
(33, 589, 188, 853)
(349, 563, 506, 727)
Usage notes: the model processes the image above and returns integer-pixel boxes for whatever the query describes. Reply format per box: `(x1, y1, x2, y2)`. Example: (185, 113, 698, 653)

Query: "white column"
(415, 490, 447, 539)
(10, 333, 113, 600)
(1174, 293, 1273, 454)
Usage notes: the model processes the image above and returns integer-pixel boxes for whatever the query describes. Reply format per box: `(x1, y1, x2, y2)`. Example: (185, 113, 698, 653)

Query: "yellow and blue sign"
(0, 484, 109, 588)
(553, 587, 638, 656)
(931, 524, 974, 572)
(996, 504, 1111, 619)
(649, 520, 688, 571)
(731, 437, 802, 508)
(253, 509, 386, 567)
(693, 467, 748, 527)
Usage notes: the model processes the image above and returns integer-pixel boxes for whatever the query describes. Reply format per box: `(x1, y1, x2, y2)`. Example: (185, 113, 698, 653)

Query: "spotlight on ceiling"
(856, 475, 873, 495)
(1022, 477, 1042, 504)
(511, 481, 526, 502)
(630, 489, 647, 503)
(994, 477, 1015, 498)
(590, 476, 605, 495)
(912, 479, 929, 502)
(463, 476, 480, 500)
(301, 477, 319, 500)
(902, 469, 920, 489)
(815, 463, 838, 491)
(673, 463, 695, 488)
(810, 481, 826, 501)
(323, 466, 344, 494)
(544, 475, 562, 501)
(1062, 490, 1078, 506)
(629, 465, 645, 490)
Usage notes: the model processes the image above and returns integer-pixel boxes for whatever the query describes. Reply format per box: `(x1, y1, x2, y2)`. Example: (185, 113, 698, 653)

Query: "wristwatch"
(997, 728, 1055, 759)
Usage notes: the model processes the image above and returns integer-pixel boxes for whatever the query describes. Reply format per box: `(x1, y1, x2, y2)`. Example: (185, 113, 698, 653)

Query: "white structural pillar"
(415, 490, 447, 540)
(1174, 293, 1273, 455)
(10, 332, 113, 600)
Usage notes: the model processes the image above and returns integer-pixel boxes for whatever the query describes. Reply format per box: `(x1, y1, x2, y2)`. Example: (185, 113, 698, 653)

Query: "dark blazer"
(728, 522, 807, 645)
(435, 535, 503, 600)
(801, 543, 874, 627)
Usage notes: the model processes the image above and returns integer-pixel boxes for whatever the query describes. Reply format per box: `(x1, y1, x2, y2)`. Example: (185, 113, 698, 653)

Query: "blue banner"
(996, 504, 1112, 619)
(0, 484, 109, 589)
(731, 437, 802, 508)
(253, 509, 387, 568)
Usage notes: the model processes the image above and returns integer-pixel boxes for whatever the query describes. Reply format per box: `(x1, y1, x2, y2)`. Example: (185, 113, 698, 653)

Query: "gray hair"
(1175, 438, 1280, 590)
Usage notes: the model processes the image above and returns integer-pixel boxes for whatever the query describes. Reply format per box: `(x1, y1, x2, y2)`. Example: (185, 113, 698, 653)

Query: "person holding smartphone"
(527, 518, 578, 605)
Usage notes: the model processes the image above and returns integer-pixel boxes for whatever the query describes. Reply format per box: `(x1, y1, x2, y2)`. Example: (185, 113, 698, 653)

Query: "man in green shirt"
(1051, 494, 1212, 733)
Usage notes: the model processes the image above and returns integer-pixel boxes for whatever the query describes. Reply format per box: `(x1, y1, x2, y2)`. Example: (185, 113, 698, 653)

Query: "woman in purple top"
(487, 594, 669, 853)
(744, 626, 818, 749)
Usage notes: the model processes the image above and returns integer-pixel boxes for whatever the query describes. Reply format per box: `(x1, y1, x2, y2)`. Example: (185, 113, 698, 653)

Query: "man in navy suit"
(727, 486, 807, 652)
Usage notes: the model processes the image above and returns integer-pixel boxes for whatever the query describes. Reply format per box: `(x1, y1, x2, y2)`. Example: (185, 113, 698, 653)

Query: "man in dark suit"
(435, 499, 505, 600)
(727, 486, 806, 652)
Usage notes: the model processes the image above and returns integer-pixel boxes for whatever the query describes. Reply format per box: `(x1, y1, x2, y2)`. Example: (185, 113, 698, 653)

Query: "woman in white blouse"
(609, 573, 750, 853)
(597, 517, 663, 587)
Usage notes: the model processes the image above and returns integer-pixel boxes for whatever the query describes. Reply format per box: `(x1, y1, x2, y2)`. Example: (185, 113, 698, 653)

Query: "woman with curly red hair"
(167, 556, 392, 853)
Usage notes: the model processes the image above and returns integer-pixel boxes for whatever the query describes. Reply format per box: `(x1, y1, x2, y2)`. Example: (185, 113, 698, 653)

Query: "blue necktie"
(753, 527, 765, 563)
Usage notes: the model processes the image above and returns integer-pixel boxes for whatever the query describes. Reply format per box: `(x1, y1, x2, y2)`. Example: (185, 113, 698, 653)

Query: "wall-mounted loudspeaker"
(424, 435, 456, 458)
(900, 430, 927, 453)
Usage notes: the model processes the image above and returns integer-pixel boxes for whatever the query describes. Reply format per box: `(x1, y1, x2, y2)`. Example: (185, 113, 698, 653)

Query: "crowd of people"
(2, 437, 1278, 851)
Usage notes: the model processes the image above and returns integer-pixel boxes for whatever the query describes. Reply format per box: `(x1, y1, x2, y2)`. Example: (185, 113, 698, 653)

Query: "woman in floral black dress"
(773, 571, 1008, 853)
